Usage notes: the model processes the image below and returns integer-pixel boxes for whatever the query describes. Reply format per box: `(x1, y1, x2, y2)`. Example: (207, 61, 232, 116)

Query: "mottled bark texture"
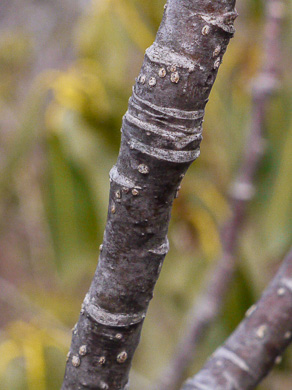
(157, 1, 285, 388)
(62, 1, 237, 389)
(182, 248, 292, 390)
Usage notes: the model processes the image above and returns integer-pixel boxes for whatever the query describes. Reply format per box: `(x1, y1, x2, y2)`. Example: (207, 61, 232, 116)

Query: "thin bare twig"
(181, 247, 292, 390)
(157, 0, 285, 388)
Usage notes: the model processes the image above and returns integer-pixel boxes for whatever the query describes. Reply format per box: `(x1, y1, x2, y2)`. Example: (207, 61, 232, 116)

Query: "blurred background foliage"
(0, 0, 291, 389)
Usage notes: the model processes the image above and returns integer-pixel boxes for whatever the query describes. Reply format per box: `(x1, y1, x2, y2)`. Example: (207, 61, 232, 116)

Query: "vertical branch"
(157, 1, 285, 389)
(62, 1, 238, 389)
(181, 248, 292, 390)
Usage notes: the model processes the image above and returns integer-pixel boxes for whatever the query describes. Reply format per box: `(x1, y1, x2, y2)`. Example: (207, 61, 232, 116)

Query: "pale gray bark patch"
(214, 347, 253, 375)
(109, 165, 137, 189)
(198, 11, 238, 34)
(146, 42, 203, 72)
(281, 277, 292, 293)
(148, 237, 170, 255)
(83, 294, 146, 327)
(131, 89, 205, 120)
(128, 138, 201, 163)
(124, 112, 202, 149)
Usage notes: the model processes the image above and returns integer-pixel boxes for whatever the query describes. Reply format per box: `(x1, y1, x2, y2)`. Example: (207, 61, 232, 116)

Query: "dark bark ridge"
(182, 249, 292, 390)
(62, 1, 237, 389)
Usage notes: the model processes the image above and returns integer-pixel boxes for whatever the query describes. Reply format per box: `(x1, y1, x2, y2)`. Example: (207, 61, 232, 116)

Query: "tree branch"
(62, 1, 238, 389)
(181, 247, 292, 390)
(157, 0, 285, 388)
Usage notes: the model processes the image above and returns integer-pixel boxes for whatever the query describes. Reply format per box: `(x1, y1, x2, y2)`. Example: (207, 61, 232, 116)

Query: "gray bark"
(181, 248, 292, 390)
(62, 1, 237, 388)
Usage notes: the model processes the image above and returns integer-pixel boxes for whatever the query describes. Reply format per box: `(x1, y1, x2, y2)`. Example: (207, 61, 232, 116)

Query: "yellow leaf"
(190, 206, 221, 260)
(22, 334, 46, 390)
(0, 340, 21, 378)
(113, 0, 155, 51)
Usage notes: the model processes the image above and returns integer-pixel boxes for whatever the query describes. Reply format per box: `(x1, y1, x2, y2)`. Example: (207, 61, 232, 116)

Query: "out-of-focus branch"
(157, 1, 285, 389)
(181, 247, 292, 390)
(0, 277, 70, 339)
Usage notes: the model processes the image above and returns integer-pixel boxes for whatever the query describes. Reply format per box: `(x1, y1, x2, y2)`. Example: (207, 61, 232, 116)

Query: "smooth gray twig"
(181, 247, 292, 390)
